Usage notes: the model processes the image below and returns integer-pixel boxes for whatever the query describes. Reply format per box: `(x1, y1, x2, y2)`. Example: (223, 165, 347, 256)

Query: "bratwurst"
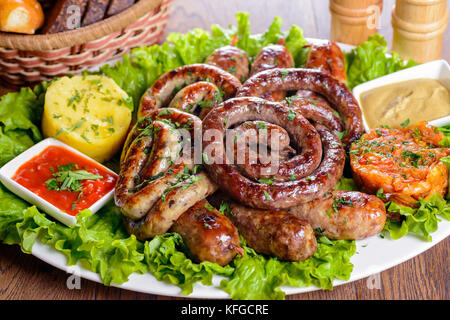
(172, 199, 243, 266)
(288, 190, 387, 240)
(138, 64, 241, 118)
(205, 45, 250, 82)
(224, 200, 317, 261)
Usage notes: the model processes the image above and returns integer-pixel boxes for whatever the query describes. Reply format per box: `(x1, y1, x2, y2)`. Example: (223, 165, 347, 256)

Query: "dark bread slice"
(105, 0, 135, 17)
(38, 0, 56, 11)
(41, 0, 89, 34)
(81, 0, 109, 26)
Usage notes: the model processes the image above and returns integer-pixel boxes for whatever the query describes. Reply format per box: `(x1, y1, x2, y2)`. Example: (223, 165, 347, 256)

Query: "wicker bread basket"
(0, 0, 173, 86)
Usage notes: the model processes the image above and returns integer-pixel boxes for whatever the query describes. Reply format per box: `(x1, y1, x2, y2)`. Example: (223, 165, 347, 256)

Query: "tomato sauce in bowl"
(12, 145, 117, 215)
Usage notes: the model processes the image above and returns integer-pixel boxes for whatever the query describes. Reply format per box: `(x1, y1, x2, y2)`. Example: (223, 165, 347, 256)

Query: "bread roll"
(0, 0, 44, 34)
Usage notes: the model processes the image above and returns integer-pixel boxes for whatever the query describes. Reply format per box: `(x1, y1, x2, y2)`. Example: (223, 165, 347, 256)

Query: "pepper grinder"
(330, 0, 384, 45)
(392, 0, 448, 63)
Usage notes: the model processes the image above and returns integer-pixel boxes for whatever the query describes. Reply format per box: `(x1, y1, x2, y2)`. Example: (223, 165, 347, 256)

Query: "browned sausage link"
(202, 97, 345, 209)
(250, 44, 295, 102)
(236, 68, 364, 146)
(204, 97, 322, 183)
(115, 108, 219, 239)
(138, 64, 242, 118)
(288, 191, 387, 240)
(168, 81, 222, 119)
(225, 200, 317, 261)
(250, 44, 295, 76)
(305, 41, 347, 84)
(205, 46, 250, 82)
(122, 172, 218, 241)
(284, 92, 344, 133)
(171, 199, 244, 266)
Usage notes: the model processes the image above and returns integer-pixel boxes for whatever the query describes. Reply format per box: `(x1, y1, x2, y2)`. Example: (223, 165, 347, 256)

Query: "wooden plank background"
(0, 0, 449, 300)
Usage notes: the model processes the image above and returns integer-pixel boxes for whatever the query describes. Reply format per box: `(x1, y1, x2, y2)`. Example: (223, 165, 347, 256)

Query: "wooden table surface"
(0, 0, 449, 300)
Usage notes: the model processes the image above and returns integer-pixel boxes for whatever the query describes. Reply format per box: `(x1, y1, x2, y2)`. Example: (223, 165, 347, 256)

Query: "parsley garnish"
(45, 163, 102, 211)
(400, 119, 410, 127)
(287, 109, 296, 121)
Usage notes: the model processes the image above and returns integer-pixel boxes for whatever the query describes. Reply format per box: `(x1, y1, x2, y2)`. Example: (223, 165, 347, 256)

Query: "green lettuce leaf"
(144, 233, 234, 295)
(345, 34, 418, 89)
(334, 176, 359, 191)
(0, 188, 149, 285)
(384, 193, 450, 241)
(437, 124, 450, 147)
(0, 83, 49, 165)
(220, 237, 355, 300)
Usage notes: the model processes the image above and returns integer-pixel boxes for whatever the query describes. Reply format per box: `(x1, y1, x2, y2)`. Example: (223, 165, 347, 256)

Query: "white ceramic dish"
(352, 59, 450, 132)
(0, 138, 117, 226)
(9, 40, 448, 299)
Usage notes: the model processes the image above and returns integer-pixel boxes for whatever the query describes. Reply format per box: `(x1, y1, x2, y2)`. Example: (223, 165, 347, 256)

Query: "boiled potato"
(42, 75, 132, 162)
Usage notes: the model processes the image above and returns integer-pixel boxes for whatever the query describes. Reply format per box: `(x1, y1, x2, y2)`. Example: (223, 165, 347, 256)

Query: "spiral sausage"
(202, 97, 345, 209)
(284, 93, 344, 133)
(138, 64, 242, 119)
(115, 108, 217, 240)
(171, 199, 244, 266)
(205, 46, 250, 82)
(236, 68, 364, 146)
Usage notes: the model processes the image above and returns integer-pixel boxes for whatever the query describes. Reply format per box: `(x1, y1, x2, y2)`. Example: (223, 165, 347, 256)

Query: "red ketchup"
(12, 145, 117, 216)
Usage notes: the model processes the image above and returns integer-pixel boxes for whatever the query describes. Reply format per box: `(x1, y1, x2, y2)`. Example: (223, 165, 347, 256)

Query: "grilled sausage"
(305, 41, 347, 84)
(236, 68, 364, 146)
(224, 200, 317, 261)
(250, 44, 295, 102)
(205, 46, 250, 82)
(116, 108, 218, 240)
(122, 172, 217, 241)
(284, 93, 344, 133)
(171, 199, 244, 266)
(288, 190, 387, 240)
(168, 81, 222, 119)
(202, 97, 345, 209)
(138, 64, 241, 119)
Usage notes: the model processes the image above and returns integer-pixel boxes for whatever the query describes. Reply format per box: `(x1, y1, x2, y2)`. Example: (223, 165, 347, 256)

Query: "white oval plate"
(24, 39, 450, 299)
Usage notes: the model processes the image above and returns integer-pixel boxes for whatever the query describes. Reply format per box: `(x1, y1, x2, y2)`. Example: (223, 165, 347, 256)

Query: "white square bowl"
(0, 138, 118, 226)
(352, 59, 450, 132)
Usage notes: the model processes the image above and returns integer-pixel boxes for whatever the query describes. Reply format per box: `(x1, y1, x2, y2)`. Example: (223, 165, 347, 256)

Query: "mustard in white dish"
(359, 78, 450, 129)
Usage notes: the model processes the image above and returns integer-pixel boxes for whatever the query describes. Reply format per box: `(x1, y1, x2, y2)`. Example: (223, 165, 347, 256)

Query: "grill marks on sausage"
(205, 46, 250, 82)
(305, 41, 347, 84)
(138, 64, 242, 119)
(171, 199, 243, 266)
(202, 97, 345, 209)
(224, 200, 317, 261)
(236, 68, 364, 146)
(115, 108, 218, 240)
(288, 190, 387, 240)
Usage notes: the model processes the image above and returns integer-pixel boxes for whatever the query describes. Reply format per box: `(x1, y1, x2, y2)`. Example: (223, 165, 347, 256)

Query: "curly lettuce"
(384, 193, 450, 241)
(220, 236, 355, 300)
(345, 34, 418, 89)
(0, 83, 49, 165)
